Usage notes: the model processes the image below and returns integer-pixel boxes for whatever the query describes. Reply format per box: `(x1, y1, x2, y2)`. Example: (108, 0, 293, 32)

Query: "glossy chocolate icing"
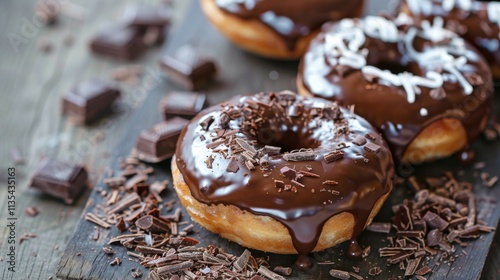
(298, 17, 493, 162)
(399, 0, 500, 77)
(215, 0, 364, 50)
(175, 92, 394, 267)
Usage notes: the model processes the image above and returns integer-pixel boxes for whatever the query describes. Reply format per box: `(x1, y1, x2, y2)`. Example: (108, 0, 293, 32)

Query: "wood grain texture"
(0, 0, 499, 279)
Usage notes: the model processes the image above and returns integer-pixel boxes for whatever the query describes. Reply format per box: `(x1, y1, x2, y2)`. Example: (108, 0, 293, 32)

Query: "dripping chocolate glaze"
(215, 0, 364, 50)
(399, 0, 500, 75)
(175, 92, 394, 268)
(298, 19, 493, 162)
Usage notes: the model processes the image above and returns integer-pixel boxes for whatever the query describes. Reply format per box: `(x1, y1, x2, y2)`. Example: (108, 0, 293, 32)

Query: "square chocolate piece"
(160, 91, 207, 120)
(158, 45, 217, 90)
(122, 3, 171, 27)
(134, 117, 189, 163)
(62, 78, 120, 124)
(90, 24, 146, 60)
(30, 159, 88, 204)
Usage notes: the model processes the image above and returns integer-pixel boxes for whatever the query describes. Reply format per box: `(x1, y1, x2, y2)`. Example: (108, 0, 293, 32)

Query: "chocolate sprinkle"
(324, 150, 345, 163)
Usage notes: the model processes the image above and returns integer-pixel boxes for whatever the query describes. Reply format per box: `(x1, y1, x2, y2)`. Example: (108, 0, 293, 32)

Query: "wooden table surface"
(0, 0, 499, 279)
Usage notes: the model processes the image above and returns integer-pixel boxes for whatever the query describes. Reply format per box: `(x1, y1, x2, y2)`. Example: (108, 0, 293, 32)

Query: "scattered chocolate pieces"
(379, 173, 495, 278)
(29, 159, 88, 204)
(158, 45, 217, 90)
(134, 117, 189, 163)
(62, 78, 121, 125)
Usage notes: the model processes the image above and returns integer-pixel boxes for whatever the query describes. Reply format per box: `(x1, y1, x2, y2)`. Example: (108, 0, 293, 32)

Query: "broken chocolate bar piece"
(158, 45, 217, 90)
(122, 3, 171, 46)
(29, 159, 88, 204)
(134, 117, 189, 163)
(159, 91, 207, 120)
(122, 3, 171, 27)
(62, 78, 120, 124)
(90, 24, 146, 60)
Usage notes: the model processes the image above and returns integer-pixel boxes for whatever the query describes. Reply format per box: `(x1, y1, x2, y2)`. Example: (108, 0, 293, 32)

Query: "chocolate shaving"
(323, 180, 339, 186)
(273, 266, 292, 276)
(157, 260, 194, 275)
(233, 249, 251, 272)
(200, 116, 214, 131)
(264, 145, 281, 155)
(329, 269, 350, 280)
(260, 154, 270, 168)
(366, 222, 391, 233)
(282, 149, 316, 162)
(235, 138, 257, 155)
(324, 150, 344, 163)
(205, 155, 214, 169)
(257, 266, 286, 280)
(226, 157, 240, 173)
(291, 180, 305, 188)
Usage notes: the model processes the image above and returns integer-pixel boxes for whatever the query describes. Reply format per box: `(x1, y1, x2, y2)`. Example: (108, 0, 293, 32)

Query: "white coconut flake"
(420, 108, 428, 116)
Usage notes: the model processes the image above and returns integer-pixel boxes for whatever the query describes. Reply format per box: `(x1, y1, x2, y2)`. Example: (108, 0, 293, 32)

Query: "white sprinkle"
(420, 108, 428, 116)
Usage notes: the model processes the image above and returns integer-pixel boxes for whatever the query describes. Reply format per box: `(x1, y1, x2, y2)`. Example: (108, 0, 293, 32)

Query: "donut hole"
(256, 126, 321, 153)
(371, 61, 414, 75)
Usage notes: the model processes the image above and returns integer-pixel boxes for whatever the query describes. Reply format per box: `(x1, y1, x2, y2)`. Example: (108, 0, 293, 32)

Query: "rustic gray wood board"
(57, 1, 500, 279)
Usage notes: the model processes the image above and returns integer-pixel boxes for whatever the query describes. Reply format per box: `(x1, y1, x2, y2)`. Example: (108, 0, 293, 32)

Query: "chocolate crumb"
(368, 266, 382, 276)
(25, 207, 39, 217)
(280, 166, 296, 179)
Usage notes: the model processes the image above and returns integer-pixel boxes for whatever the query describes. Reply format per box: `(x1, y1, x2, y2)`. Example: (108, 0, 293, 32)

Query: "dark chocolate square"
(122, 3, 171, 27)
(158, 45, 217, 90)
(159, 91, 207, 120)
(30, 159, 88, 204)
(134, 117, 189, 163)
(90, 24, 146, 60)
(62, 78, 120, 124)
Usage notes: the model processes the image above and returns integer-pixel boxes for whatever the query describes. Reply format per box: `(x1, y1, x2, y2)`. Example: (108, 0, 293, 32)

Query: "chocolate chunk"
(29, 159, 88, 204)
(273, 266, 292, 276)
(90, 24, 146, 60)
(158, 45, 217, 90)
(423, 211, 449, 231)
(364, 142, 381, 153)
(134, 117, 189, 163)
(324, 150, 344, 163)
(62, 78, 121, 124)
(226, 157, 240, 173)
(263, 145, 281, 155)
(352, 135, 367, 146)
(160, 91, 207, 120)
(135, 215, 170, 234)
(274, 180, 285, 188)
(122, 3, 171, 27)
(280, 166, 296, 179)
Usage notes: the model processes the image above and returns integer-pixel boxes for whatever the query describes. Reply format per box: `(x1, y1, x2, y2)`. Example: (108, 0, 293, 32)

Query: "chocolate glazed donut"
(173, 92, 394, 269)
(398, 0, 500, 79)
(200, 0, 365, 59)
(297, 15, 493, 164)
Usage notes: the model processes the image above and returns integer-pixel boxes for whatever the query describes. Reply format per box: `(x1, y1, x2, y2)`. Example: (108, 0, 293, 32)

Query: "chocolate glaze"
(215, 0, 364, 50)
(399, 0, 500, 77)
(299, 18, 493, 162)
(175, 92, 394, 266)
